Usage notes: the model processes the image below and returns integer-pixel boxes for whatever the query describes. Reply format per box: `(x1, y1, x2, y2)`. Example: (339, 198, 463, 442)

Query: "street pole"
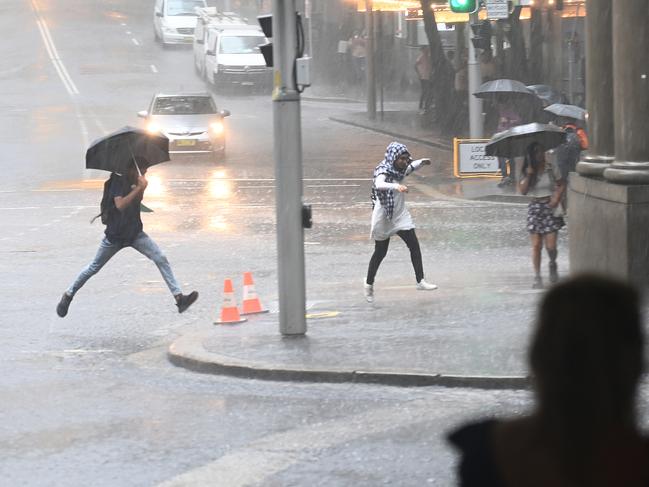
(365, 0, 376, 120)
(467, 12, 483, 138)
(272, 0, 307, 336)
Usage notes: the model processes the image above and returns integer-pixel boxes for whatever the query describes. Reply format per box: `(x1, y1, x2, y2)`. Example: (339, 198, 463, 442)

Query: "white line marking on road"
(150, 64, 158, 73)
(306, 184, 361, 188)
(132, 38, 140, 46)
(31, 0, 79, 95)
(126, 30, 132, 35)
(156, 399, 439, 487)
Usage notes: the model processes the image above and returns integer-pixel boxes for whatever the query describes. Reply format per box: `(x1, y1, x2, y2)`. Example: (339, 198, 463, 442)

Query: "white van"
(153, 0, 207, 47)
(204, 28, 271, 88)
(193, 8, 251, 78)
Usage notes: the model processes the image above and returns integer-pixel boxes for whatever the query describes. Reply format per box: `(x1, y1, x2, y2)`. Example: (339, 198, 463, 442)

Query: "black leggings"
(366, 229, 424, 285)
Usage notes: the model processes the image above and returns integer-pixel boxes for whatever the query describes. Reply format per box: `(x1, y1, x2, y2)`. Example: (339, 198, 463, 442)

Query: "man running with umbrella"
(56, 127, 198, 317)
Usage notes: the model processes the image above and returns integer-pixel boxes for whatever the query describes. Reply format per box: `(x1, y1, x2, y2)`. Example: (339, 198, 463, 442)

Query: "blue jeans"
(67, 232, 182, 297)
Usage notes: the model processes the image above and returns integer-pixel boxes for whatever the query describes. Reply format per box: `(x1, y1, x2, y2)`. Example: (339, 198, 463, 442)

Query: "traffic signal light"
(470, 21, 492, 51)
(257, 14, 273, 67)
(449, 0, 478, 14)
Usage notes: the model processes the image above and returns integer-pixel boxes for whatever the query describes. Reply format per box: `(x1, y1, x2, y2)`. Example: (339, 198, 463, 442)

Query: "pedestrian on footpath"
(56, 160, 198, 317)
(448, 274, 649, 487)
(415, 46, 433, 114)
(364, 142, 437, 303)
(518, 142, 565, 289)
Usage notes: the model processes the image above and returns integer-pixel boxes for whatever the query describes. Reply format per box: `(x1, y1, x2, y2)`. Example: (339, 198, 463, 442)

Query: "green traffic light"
(449, 0, 477, 13)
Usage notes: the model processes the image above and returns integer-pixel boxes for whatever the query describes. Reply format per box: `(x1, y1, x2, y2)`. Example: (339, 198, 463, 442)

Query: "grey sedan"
(138, 93, 230, 162)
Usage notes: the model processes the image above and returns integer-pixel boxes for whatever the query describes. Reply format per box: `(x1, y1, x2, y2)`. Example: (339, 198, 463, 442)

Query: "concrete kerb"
(329, 116, 452, 152)
(167, 332, 531, 390)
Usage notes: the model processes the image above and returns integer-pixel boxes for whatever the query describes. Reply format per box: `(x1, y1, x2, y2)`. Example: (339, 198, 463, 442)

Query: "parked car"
(138, 93, 230, 162)
(153, 0, 207, 47)
(204, 28, 272, 90)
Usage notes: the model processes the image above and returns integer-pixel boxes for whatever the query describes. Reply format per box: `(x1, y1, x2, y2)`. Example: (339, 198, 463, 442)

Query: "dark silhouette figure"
(448, 274, 649, 486)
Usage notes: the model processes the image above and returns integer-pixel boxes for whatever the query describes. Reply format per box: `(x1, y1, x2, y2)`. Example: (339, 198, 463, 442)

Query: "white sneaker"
(416, 279, 438, 291)
(364, 281, 374, 303)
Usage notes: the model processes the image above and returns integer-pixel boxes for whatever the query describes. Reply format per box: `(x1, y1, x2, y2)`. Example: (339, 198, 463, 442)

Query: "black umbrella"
(473, 79, 535, 99)
(85, 126, 169, 174)
(485, 123, 566, 158)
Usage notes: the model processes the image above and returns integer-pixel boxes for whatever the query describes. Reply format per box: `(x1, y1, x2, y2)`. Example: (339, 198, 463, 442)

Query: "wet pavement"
(167, 105, 563, 389)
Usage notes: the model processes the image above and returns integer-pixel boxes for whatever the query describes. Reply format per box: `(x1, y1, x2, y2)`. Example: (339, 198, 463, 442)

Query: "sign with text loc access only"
(485, 0, 509, 19)
(453, 138, 500, 178)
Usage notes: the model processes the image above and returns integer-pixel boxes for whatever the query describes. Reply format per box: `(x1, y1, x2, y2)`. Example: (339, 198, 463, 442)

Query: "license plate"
(176, 139, 196, 147)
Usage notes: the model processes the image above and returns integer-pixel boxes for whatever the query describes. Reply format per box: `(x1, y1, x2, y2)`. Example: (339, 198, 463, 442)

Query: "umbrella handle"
(127, 140, 142, 176)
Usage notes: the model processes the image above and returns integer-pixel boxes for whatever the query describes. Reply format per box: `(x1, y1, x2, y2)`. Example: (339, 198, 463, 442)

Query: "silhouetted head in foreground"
(530, 274, 644, 478)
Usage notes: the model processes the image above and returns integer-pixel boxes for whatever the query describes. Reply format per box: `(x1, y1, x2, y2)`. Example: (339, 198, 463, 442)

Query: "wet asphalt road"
(0, 0, 592, 485)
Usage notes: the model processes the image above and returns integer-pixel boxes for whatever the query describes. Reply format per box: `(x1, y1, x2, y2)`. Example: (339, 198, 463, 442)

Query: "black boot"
(175, 291, 198, 313)
(549, 261, 559, 283)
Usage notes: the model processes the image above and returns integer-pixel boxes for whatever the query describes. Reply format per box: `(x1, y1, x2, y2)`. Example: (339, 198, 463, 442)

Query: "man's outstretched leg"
(131, 232, 198, 313)
(57, 237, 121, 317)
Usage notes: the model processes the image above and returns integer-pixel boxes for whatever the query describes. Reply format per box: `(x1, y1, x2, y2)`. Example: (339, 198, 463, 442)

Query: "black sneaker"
(176, 291, 198, 313)
(56, 292, 73, 318)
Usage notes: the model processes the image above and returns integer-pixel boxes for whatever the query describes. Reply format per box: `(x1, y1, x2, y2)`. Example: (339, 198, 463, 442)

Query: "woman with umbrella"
(519, 142, 566, 289)
(363, 142, 437, 303)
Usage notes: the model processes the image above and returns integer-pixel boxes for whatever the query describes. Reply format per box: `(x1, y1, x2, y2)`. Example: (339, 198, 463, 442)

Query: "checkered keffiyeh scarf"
(371, 142, 412, 220)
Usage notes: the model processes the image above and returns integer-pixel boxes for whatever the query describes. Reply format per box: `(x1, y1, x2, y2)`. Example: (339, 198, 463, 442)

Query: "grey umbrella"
(544, 103, 587, 121)
(485, 123, 566, 158)
(527, 84, 565, 107)
(473, 79, 535, 98)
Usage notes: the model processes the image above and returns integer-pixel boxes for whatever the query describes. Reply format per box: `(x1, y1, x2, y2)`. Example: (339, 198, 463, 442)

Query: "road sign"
(485, 0, 509, 19)
(453, 138, 501, 178)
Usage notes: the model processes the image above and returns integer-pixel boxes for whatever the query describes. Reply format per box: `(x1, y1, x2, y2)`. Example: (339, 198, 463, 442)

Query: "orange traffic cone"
(214, 278, 247, 325)
(240, 272, 269, 315)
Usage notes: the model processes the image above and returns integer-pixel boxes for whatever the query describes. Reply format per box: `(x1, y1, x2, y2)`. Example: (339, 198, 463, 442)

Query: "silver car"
(137, 93, 230, 161)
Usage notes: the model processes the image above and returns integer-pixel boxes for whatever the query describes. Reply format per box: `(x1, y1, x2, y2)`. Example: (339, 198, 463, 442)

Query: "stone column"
(603, 0, 649, 184)
(576, 0, 614, 177)
(569, 0, 649, 284)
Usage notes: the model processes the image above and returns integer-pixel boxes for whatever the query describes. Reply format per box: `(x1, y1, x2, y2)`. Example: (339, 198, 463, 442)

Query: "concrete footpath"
(168, 106, 536, 390)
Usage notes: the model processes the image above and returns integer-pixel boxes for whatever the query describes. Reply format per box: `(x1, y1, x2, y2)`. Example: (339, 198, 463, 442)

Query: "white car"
(138, 93, 230, 162)
(193, 8, 250, 79)
(204, 28, 272, 89)
(153, 0, 206, 47)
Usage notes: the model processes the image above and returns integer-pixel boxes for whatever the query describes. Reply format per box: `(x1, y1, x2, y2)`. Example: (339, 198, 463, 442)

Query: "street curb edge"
(167, 335, 531, 391)
(329, 117, 453, 152)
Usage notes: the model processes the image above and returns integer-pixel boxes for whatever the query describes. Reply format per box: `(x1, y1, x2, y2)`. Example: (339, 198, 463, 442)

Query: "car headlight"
(162, 23, 175, 33)
(146, 122, 161, 134)
(210, 121, 224, 135)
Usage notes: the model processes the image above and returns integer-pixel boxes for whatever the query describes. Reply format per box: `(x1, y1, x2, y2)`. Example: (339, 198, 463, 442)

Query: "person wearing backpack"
(56, 159, 198, 317)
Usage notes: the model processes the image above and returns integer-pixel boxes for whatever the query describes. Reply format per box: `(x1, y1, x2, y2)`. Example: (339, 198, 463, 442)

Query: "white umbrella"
(544, 103, 587, 121)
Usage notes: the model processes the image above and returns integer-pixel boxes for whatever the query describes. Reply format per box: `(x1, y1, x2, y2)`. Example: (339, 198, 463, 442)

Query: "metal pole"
(378, 10, 384, 120)
(467, 12, 483, 138)
(365, 0, 376, 120)
(272, 0, 307, 336)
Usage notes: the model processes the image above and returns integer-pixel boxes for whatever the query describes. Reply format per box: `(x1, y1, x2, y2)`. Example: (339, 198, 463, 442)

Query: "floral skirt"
(527, 199, 565, 234)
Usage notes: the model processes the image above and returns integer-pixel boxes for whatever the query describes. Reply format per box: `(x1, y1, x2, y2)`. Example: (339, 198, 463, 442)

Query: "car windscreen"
(166, 0, 204, 16)
(219, 35, 265, 54)
(152, 97, 216, 115)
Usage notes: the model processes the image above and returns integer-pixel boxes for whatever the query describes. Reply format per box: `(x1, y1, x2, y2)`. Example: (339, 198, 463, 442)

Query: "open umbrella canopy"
(485, 123, 566, 158)
(86, 126, 169, 174)
(527, 84, 565, 107)
(473, 79, 535, 99)
(544, 103, 587, 121)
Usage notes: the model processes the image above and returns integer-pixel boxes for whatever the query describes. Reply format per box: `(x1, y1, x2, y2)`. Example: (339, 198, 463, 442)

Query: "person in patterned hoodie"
(364, 141, 438, 303)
